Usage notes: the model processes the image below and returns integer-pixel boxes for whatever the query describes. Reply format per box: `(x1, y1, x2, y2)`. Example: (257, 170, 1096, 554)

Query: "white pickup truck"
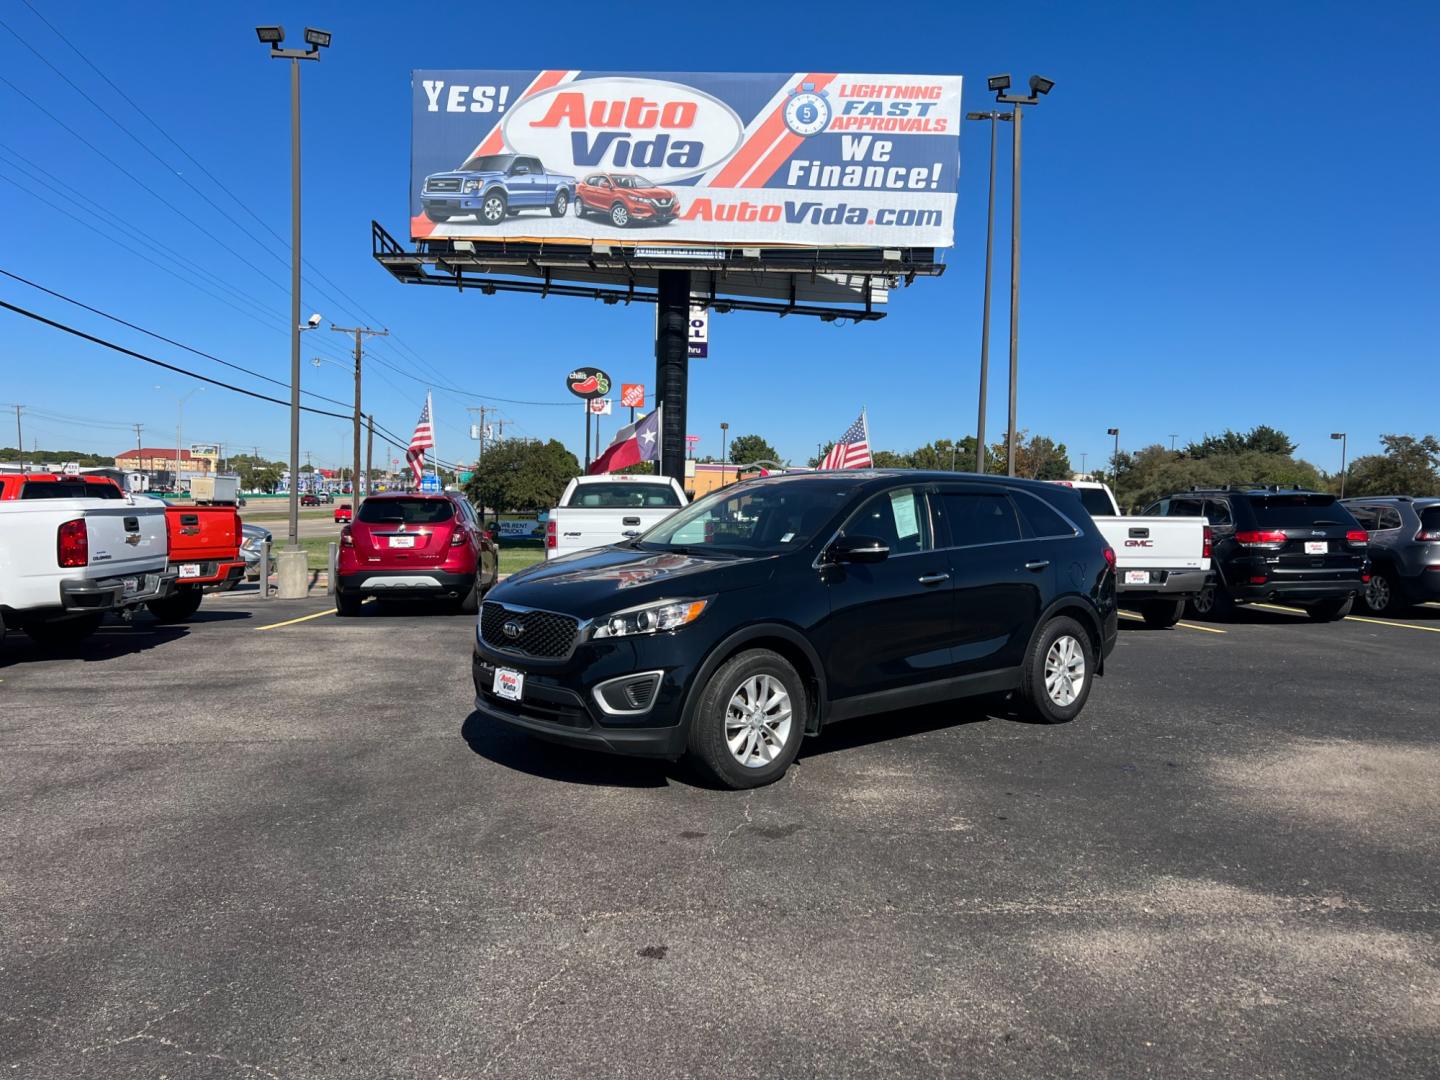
(544, 474, 687, 560)
(0, 485, 174, 645)
(1049, 480, 1210, 628)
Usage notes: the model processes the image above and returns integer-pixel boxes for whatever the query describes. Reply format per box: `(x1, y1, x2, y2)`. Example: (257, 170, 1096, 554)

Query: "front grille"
(427, 178, 462, 193)
(480, 602, 579, 659)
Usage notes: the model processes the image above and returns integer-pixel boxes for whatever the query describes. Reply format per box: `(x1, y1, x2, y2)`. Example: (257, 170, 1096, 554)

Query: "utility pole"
(365, 414, 374, 498)
(14, 405, 24, 473)
(330, 324, 386, 505)
(1169, 434, 1178, 451)
(133, 423, 144, 453)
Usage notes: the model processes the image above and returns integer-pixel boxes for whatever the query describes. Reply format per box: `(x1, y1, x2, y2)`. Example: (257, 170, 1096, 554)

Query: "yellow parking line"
(255, 598, 370, 631)
(1251, 602, 1308, 616)
(1118, 610, 1228, 634)
(1344, 615, 1440, 634)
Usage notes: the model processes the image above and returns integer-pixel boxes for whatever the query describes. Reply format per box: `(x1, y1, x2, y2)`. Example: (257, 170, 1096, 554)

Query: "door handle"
(917, 572, 950, 586)
(1024, 560, 1050, 572)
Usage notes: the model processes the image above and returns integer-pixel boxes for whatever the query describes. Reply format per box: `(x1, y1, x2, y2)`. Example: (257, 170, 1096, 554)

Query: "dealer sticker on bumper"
(493, 667, 524, 702)
(1124, 570, 1150, 585)
(178, 563, 202, 579)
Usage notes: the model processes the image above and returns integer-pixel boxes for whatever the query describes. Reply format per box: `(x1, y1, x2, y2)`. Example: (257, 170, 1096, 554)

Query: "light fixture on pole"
(1331, 432, 1348, 497)
(990, 73, 1056, 477)
(720, 422, 729, 486)
(966, 109, 1012, 474)
(1107, 428, 1120, 507)
(256, 23, 330, 599)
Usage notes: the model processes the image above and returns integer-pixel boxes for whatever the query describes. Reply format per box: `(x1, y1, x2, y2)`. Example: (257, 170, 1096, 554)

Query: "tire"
(1017, 616, 1095, 724)
(457, 576, 480, 615)
(1362, 570, 1405, 615)
(146, 587, 203, 625)
(477, 190, 507, 226)
(550, 189, 570, 217)
(610, 202, 631, 228)
(423, 209, 452, 223)
(1141, 598, 1184, 629)
(335, 592, 364, 617)
(573, 196, 587, 218)
(1303, 595, 1354, 622)
(22, 612, 103, 646)
(686, 649, 807, 790)
(1185, 583, 1233, 620)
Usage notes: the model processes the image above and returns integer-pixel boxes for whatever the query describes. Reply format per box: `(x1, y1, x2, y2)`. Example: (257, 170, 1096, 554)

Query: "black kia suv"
(1144, 487, 1369, 621)
(472, 471, 1118, 789)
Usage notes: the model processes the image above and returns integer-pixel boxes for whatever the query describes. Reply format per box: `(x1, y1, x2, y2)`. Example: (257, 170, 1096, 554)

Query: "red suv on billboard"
(574, 173, 680, 228)
(335, 493, 498, 616)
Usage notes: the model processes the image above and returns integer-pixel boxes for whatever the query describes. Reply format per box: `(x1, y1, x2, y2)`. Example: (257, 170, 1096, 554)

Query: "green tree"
(463, 438, 580, 516)
(1345, 434, 1440, 497)
(1185, 426, 1296, 459)
(728, 433, 780, 467)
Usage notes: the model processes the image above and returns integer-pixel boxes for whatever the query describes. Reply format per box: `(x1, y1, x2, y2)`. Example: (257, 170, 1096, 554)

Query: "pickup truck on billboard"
(411, 71, 962, 247)
(421, 152, 577, 226)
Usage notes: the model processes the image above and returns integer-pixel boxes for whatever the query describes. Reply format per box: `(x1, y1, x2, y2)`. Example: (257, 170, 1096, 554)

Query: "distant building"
(115, 447, 218, 474)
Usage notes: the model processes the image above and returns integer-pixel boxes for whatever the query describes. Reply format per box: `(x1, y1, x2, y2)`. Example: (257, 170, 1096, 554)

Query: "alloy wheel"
(1365, 574, 1391, 612)
(482, 195, 505, 223)
(1044, 635, 1086, 707)
(724, 674, 793, 769)
(611, 204, 629, 227)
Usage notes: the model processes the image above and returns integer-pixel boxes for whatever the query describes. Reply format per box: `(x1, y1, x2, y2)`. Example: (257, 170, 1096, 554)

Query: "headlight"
(591, 598, 710, 639)
(464, 180, 479, 193)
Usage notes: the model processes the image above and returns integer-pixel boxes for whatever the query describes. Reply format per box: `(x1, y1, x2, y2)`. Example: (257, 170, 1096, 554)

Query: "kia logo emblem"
(502, 619, 524, 639)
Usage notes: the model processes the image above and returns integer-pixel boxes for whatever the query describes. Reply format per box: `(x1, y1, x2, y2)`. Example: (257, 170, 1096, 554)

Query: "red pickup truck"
(0, 474, 244, 623)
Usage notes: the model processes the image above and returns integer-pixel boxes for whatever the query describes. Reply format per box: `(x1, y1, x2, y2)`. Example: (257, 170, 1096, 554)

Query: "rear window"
(1420, 506, 1440, 533)
(1074, 487, 1114, 517)
(20, 480, 123, 499)
(1245, 494, 1357, 528)
(357, 498, 454, 524)
(568, 483, 682, 509)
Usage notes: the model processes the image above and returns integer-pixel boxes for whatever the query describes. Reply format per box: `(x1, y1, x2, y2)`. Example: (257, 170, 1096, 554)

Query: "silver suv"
(1341, 497, 1440, 614)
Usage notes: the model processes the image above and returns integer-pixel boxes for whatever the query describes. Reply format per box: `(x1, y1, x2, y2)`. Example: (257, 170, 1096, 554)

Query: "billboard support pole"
(583, 403, 591, 471)
(655, 270, 690, 486)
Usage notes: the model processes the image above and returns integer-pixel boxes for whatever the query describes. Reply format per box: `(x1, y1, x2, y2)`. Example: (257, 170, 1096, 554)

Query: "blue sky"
(2, 1, 1435, 475)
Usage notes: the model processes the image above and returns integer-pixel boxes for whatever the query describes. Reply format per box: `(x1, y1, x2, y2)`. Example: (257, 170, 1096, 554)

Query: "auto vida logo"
(502, 619, 524, 639)
(502, 78, 746, 184)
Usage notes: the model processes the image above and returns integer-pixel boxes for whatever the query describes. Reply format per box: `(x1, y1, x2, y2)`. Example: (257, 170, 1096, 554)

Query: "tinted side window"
(1203, 499, 1233, 527)
(940, 492, 1022, 546)
(847, 488, 931, 555)
(1347, 505, 1378, 529)
(1167, 497, 1205, 517)
(1012, 491, 1076, 538)
(1376, 508, 1403, 531)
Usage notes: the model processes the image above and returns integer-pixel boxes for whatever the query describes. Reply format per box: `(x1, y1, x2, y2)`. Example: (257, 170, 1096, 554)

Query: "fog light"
(593, 671, 664, 715)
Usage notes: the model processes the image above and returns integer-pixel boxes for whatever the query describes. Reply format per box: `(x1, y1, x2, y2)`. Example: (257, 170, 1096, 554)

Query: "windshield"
(1246, 494, 1357, 528)
(639, 479, 851, 554)
(566, 483, 682, 509)
(357, 498, 454, 525)
(458, 154, 514, 173)
(611, 174, 656, 189)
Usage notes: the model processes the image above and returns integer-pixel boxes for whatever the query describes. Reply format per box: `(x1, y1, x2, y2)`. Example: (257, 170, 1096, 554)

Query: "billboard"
(688, 305, 708, 358)
(412, 71, 962, 248)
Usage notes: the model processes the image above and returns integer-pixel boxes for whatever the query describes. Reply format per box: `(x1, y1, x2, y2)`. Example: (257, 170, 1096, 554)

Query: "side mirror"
(829, 534, 890, 564)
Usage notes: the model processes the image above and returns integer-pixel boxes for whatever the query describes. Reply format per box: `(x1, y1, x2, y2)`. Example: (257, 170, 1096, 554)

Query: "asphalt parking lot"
(2, 592, 1438, 1078)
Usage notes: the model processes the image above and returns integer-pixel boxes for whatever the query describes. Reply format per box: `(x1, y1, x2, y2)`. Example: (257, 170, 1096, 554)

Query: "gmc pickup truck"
(0, 474, 174, 645)
(544, 475, 687, 560)
(422, 153, 577, 226)
(1050, 480, 1210, 628)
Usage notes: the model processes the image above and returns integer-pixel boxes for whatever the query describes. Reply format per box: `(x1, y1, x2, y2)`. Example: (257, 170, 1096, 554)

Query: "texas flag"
(588, 406, 663, 475)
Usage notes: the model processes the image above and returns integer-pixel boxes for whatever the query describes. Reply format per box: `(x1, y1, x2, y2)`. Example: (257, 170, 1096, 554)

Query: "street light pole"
(1331, 432, 1348, 497)
(966, 110, 1012, 474)
(720, 422, 729, 486)
(989, 74, 1055, 477)
(257, 24, 329, 598)
(1107, 427, 1120, 509)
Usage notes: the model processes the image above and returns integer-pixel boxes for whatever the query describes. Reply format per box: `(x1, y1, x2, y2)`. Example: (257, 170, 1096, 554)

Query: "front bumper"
(61, 570, 176, 612)
(1116, 568, 1208, 596)
(338, 569, 474, 596)
(629, 202, 678, 221)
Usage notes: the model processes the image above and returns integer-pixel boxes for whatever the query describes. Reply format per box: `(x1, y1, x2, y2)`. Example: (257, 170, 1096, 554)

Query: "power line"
(0, 268, 356, 412)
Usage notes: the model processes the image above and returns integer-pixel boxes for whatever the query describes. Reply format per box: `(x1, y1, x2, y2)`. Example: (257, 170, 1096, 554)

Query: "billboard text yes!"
(412, 70, 962, 248)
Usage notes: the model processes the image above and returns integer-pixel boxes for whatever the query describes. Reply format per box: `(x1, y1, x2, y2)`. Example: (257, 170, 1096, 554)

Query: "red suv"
(574, 172, 680, 228)
(335, 493, 497, 616)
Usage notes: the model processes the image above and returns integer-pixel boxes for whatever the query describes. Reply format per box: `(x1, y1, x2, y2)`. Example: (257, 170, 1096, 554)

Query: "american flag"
(406, 392, 435, 485)
(820, 409, 872, 470)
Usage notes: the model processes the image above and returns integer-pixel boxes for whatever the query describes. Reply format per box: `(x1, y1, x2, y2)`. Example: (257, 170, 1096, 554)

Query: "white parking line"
(1250, 601, 1439, 634)
(1117, 610, 1227, 634)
